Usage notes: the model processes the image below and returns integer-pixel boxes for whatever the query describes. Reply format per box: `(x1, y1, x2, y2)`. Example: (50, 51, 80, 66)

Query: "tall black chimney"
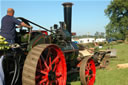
(62, 2, 73, 35)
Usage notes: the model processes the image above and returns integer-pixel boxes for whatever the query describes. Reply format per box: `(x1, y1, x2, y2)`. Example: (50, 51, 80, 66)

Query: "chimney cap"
(62, 2, 73, 7)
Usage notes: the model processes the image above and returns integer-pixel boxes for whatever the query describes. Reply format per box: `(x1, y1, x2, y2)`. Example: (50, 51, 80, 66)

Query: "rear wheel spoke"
(40, 70, 48, 75)
(36, 69, 48, 75)
(42, 75, 48, 79)
(39, 59, 42, 69)
(53, 64, 57, 72)
(40, 78, 47, 84)
(51, 56, 59, 65)
(46, 81, 49, 85)
(49, 57, 52, 70)
(41, 55, 49, 70)
(46, 48, 51, 62)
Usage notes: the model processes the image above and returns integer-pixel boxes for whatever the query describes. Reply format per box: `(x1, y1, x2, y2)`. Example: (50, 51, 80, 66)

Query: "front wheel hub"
(48, 71, 56, 81)
(89, 70, 93, 75)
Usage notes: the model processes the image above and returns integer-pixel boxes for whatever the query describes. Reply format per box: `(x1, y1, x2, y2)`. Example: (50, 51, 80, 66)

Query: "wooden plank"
(117, 63, 128, 69)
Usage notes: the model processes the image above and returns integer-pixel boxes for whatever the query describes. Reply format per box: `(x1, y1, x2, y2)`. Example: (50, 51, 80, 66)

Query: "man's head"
(7, 8, 15, 16)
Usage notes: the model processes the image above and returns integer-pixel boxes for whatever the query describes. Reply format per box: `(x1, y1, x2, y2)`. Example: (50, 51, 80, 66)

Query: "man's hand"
(21, 22, 33, 29)
(16, 25, 22, 28)
(28, 25, 33, 29)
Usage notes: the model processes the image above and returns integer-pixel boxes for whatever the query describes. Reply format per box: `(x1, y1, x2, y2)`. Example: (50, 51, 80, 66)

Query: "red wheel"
(22, 44, 67, 85)
(35, 45, 67, 85)
(80, 57, 96, 85)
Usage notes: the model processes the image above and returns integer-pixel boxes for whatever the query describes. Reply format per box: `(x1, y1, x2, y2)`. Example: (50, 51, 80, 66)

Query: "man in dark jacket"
(0, 8, 32, 44)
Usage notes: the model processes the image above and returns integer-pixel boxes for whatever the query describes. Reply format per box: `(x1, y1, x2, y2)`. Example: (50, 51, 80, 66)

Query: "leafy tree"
(94, 31, 100, 39)
(105, 0, 128, 40)
(100, 32, 105, 38)
(94, 32, 105, 38)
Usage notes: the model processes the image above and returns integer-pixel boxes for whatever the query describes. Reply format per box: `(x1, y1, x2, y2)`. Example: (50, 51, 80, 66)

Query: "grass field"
(71, 43, 128, 85)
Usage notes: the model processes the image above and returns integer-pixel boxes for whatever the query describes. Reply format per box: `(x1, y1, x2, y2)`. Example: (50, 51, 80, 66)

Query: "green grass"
(71, 43, 128, 85)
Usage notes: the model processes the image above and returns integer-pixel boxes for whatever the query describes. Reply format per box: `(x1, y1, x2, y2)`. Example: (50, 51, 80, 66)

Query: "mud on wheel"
(22, 44, 67, 85)
(80, 57, 96, 85)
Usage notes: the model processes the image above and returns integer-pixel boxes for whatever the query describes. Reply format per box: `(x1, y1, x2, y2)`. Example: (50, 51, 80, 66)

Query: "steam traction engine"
(2, 2, 96, 85)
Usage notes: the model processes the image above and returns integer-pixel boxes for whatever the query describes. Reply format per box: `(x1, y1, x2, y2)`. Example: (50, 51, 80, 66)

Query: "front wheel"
(80, 57, 96, 85)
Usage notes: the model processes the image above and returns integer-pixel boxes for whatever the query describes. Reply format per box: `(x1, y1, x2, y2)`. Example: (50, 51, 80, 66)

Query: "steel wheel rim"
(85, 59, 96, 85)
(35, 45, 67, 85)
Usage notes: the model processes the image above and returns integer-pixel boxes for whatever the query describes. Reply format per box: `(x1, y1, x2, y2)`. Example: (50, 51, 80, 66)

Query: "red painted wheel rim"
(35, 45, 67, 85)
(85, 59, 96, 85)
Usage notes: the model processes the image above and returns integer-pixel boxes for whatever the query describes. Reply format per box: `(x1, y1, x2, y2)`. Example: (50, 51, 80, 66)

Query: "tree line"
(105, 0, 128, 41)
(73, 32, 105, 39)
